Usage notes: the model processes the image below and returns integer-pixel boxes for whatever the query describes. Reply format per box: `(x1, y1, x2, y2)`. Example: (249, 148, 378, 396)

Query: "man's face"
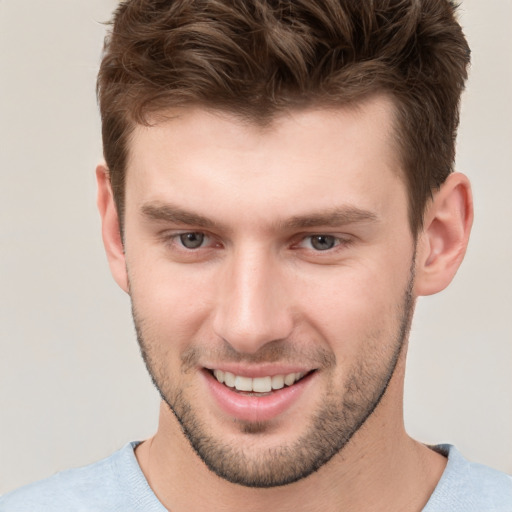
(122, 97, 417, 487)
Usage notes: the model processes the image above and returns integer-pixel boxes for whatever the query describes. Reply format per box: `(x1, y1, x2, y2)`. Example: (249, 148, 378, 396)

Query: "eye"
(179, 232, 206, 249)
(307, 234, 338, 251)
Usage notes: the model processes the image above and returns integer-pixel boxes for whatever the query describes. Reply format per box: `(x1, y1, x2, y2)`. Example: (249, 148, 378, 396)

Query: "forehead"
(131, 95, 399, 156)
(124, 96, 406, 229)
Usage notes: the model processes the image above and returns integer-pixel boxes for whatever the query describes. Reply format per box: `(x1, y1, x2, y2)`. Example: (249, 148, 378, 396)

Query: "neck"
(136, 367, 446, 512)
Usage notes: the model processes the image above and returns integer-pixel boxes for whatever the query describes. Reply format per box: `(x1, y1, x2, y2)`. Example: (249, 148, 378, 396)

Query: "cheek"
(293, 260, 412, 355)
(127, 257, 216, 344)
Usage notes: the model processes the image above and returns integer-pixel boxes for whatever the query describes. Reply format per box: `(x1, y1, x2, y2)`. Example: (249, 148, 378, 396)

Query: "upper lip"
(203, 364, 315, 378)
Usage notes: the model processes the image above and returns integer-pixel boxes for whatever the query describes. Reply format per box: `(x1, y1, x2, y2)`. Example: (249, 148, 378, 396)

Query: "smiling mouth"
(208, 369, 312, 394)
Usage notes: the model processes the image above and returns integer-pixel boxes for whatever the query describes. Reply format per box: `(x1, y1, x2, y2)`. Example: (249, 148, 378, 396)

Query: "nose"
(212, 246, 294, 355)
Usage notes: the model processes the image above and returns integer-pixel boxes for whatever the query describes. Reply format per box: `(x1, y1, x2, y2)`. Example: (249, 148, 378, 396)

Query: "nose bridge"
(213, 242, 293, 354)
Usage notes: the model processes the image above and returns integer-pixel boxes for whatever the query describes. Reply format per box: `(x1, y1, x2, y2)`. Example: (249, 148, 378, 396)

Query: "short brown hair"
(97, 0, 470, 233)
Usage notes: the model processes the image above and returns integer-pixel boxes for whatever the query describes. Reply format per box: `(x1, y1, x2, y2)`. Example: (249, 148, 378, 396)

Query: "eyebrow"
(281, 207, 379, 230)
(140, 201, 379, 231)
(141, 202, 223, 230)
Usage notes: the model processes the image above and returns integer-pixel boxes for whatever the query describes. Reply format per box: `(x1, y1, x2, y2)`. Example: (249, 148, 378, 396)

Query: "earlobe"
(96, 164, 129, 293)
(414, 172, 473, 296)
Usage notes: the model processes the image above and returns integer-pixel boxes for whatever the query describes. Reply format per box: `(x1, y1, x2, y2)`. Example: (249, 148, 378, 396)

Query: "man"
(1, 0, 511, 510)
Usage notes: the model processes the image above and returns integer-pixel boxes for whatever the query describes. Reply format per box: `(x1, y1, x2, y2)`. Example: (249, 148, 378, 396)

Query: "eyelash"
(161, 231, 352, 253)
(294, 234, 352, 251)
(163, 232, 217, 251)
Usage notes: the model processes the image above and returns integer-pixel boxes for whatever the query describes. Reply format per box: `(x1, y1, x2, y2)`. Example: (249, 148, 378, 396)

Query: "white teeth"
(224, 371, 236, 388)
(235, 376, 253, 392)
(212, 370, 307, 392)
(284, 373, 296, 386)
(271, 375, 284, 390)
(252, 376, 272, 393)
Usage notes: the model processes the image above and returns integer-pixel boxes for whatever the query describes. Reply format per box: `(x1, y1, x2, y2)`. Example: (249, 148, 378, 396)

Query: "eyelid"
(160, 230, 214, 248)
(158, 229, 353, 254)
(294, 233, 352, 248)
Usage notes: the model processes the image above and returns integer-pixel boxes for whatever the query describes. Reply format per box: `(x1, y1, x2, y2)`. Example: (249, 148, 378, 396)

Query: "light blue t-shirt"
(1, 443, 511, 511)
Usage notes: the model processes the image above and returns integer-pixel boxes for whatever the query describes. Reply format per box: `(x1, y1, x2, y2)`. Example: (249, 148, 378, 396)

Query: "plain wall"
(1, 0, 511, 494)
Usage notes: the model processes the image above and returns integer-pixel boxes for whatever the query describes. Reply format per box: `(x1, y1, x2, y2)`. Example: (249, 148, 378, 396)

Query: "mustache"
(180, 340, 336, 373)
(130, 296, 336, 372)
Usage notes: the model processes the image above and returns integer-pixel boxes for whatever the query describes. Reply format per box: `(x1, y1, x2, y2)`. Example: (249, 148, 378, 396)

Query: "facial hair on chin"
(130, 263, 416, 488)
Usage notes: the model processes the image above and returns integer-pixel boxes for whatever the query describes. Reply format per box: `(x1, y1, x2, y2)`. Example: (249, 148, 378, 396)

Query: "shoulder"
(0, 442, 164, 512)
(424, 444, 512, 512)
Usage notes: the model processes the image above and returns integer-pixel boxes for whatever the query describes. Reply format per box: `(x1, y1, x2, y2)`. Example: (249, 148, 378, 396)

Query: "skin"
(97, 95, 473, 511)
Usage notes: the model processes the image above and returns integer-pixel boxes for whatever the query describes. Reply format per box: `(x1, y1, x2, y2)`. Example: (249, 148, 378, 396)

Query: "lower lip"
(203, 370, 315, 423)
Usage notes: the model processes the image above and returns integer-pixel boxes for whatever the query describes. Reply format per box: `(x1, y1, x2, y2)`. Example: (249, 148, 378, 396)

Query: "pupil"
(311, 235, 335, 251)
(180, 232, 204, 249)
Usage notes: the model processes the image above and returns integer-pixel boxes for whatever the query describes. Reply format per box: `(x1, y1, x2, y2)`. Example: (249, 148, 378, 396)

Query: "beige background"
(1, 0, 511, 494)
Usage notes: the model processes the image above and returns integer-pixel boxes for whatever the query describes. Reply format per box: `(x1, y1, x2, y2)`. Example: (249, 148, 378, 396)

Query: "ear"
(414, 172, 473, 296)
(96, 164, 129, 293)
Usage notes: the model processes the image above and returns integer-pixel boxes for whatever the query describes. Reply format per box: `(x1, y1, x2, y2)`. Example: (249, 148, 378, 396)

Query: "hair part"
(97, 0, 470, 233)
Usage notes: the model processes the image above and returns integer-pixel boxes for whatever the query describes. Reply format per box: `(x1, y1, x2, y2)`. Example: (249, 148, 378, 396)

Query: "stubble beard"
(131, 267, 415, 488)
